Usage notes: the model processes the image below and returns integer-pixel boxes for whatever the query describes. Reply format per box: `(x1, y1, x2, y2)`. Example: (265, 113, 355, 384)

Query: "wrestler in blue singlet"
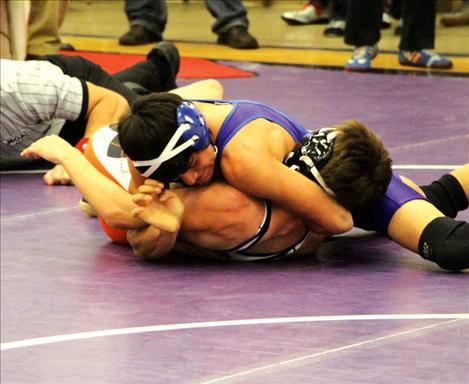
(194, 99, 427, 238)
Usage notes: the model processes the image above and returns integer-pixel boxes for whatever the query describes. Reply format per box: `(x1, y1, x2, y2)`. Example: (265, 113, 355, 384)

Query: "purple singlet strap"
(190, 99, 308, 165)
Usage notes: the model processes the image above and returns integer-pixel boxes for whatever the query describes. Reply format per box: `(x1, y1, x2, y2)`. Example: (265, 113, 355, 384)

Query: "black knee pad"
(418, 217, 469, 271)
(420, 174, 468, 218)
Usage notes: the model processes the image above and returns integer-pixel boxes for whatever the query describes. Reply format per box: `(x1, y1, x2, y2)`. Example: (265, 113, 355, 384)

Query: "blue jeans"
(124, 0, 249, 35)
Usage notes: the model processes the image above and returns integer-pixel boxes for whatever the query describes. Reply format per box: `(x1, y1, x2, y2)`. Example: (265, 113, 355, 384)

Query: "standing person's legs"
(27, 0, 67, 58)
(344, 0, 382, 47)
(0, 0, 11, 58)
(205, 0, 258, 49)
(397, 0, 452, 69)
(119, 0, 166, 46)
(344, 0, 382, 70)
(399, 0, 435, 51)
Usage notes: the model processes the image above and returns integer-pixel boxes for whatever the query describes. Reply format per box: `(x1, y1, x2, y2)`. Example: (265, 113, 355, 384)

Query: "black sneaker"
(147, 41, 180, 90)
(217, 25, 259, 49)
(119, 25, 162, 46)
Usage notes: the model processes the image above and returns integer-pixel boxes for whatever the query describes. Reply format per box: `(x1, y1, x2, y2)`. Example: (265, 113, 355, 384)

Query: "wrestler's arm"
(222, 149, 353, 235)
(21, 135, 146, 229)
(84, 82, 129, 137)
(44, 82, 129, 185)
(127, 188, 183, 260)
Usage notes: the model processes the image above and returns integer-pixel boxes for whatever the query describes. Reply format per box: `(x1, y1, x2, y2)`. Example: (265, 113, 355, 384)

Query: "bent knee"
(203, 79, 224, 98)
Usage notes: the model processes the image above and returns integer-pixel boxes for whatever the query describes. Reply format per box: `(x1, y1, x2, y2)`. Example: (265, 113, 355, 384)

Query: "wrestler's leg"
(419, 164, 469, 217)
(388, 170, 468, 270)
(387, 196, 444, 253)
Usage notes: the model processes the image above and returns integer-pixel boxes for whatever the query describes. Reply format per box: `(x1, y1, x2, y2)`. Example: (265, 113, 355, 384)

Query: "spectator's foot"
(147, 41, 180, 90)
(323, 19, 345, 37)
(217, 26, 259, 49)
(281, 2, 329, 25)
(345, 45, 378, 71)
(440, 5, 469, 27)
(398, 50, 453, 69)
(119, 25, 162, 46)
(79, 198, 97, 217)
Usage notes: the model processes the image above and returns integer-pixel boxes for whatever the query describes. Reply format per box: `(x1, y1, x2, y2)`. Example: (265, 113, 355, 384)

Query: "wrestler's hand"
(20, 135, 77, 165)
(131, 188, 184, 234)
(43, 165, 72, 186)
(136, 179, 166, 199)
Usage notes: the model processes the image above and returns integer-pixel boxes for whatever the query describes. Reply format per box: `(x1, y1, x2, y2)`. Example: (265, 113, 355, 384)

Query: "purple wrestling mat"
(1, 64, 468, 384)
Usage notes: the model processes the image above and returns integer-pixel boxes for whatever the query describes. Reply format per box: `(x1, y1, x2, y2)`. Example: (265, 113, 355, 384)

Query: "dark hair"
(320, 120, 393, 211)
(117, 92, 194, 182)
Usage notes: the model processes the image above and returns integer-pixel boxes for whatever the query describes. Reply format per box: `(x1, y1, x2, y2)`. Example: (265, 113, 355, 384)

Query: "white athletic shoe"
(281, 3, 329, 25)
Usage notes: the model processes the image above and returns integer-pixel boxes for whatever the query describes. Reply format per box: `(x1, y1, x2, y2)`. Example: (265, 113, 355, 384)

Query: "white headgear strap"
(133, 123, 198, 178)
(298, 154, 336, 197)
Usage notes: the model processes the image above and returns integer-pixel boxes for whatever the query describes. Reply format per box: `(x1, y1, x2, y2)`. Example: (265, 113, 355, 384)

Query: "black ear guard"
(284, 127, 337, 196)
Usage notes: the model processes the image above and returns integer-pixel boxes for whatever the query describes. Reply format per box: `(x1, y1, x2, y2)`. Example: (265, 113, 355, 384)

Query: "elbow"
(330, 211, 353, 234)
(308, 211, 353, 235)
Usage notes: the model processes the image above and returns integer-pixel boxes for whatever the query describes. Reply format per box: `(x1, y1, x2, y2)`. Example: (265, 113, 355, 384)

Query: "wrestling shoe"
(398, 50, 453, 69)
(323, 19, 345, 37)
(119, 25, 162, 46)
(79, 198, 97, 217)
(147, 41, 180, 90)
(345, 45, 378, 71)
(281, 2, 329, 25)
(217, 26, 259, 49)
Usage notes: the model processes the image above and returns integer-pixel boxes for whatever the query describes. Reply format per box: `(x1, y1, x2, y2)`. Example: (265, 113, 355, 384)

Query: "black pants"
(344, 0, 436, 51)
(42, 53, 170, 145)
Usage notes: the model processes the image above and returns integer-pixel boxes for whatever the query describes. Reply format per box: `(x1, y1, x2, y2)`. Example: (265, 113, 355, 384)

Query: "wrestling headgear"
(284, 127, 338, 196)
(133, 101, 212, 178)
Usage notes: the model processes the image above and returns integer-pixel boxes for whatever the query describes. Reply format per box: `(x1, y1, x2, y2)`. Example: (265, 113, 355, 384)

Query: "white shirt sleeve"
(0, 59, 85, 165)
(1, 59, 84, 126)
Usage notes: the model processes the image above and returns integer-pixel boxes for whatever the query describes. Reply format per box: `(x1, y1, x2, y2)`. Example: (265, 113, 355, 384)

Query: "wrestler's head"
(117, 92, 215, 185)
(285, 120, 392, 211)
